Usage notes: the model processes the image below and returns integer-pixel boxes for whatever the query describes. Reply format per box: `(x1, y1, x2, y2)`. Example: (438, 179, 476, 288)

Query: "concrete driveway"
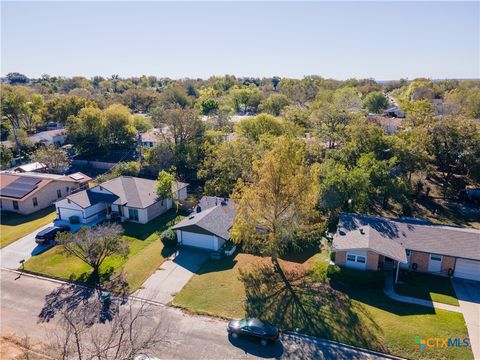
(0, 222, 54, 269)
(133, 246, 210, 304)
(452, 279, 480, 360)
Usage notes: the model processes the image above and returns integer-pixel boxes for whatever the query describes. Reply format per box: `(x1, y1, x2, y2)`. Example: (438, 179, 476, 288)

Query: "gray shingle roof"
(66, 176, 187, 209)
(172, 196, 235, 240)
(68, 190, 119, 209)
(333, 213, 480, 262)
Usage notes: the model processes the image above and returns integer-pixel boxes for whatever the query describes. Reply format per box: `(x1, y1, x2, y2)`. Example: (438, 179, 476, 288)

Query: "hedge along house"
(332, 213, 480, 283)
(55, 176, 188, 225)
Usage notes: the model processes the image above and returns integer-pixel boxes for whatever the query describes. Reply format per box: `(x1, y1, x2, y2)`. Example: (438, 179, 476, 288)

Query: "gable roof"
(0, 172, 91, 201)
(333, 213, 480, 262)
(67, 190, 119, 209)
(98, 176, 160, 208)
(172, 196, 236, 240)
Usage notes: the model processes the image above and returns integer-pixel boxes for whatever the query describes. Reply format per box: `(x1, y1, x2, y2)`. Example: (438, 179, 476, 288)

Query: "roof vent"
(359, 228, 365, 235)
(188, 215, 195, 220)
(196, 205, 202, 213)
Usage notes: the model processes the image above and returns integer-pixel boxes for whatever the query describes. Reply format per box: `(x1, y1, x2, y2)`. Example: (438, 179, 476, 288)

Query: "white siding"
(180, 231, 217, 250)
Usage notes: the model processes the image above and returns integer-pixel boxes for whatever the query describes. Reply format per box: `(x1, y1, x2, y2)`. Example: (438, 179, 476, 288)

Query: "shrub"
(309, 261, 329, 283)
(160, 229, 177, 247)
(327, 265, 384, 289)
(330, 252, 336, 262)
(69, 215, 80, 224)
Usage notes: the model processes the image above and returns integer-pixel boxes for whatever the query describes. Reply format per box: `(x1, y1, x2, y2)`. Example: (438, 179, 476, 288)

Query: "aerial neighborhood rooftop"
(1, 71, 479, 360)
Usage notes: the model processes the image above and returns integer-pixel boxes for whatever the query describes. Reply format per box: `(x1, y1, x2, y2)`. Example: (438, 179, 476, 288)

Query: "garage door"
(454, 259, 480, 281)
(181, 231, 215, 250)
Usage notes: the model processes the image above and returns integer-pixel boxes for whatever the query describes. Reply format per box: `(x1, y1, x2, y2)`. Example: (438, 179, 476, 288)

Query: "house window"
(347, 254, 356, 262)
(57, 189, 62, 198)
(66, 186, 70, 193)
(430, 254, 442, 262)
(0, 199, 2, 209)
(13, 201, 19, 210)
(32, 197, 38, 207)
(347, 253, 366, 263)
(406, 249, 411, 256)
(128, 208, 139, 221)
(356, 256, 366, 263)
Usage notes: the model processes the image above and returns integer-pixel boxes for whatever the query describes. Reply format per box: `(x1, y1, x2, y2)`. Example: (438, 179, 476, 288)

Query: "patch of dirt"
(0, 332, 49, 360)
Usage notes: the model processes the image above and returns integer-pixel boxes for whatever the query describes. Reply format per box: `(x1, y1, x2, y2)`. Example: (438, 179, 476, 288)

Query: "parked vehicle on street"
(227, 318, 279, 346)
(35, 225, 71, 245)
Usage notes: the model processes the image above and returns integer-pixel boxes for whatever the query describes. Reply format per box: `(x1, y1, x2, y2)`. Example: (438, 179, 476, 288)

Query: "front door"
(428, 254, 443, 273)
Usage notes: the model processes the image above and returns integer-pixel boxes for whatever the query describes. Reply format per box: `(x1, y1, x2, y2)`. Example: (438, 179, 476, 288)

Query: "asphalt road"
(0, 269, 397, 359)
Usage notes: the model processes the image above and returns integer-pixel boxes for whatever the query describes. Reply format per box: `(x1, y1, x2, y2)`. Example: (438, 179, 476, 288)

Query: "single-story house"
(172, 196, 235, 251)
(137, 127, 171, 148)
(332, 213, 480, 282)
(55, 176, 188, 225)
(0, 171, 91, 214)
(369, 116, 403, 134)
(29, 129, 66, 147)
(13, 162, 47, 173)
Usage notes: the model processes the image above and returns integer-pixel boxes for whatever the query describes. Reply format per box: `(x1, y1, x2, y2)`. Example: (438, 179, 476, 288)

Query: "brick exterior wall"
(335, 251, 346, 266)
(366, 251, 379, 270)
(441, 256, 456, 275)
(410, 251, 429, 272)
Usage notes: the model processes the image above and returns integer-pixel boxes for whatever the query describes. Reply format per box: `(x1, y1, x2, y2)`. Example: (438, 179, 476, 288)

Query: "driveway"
(133, 247, 210, 304)
(0, 222, 53, 269)
(452, 279, 480, 360)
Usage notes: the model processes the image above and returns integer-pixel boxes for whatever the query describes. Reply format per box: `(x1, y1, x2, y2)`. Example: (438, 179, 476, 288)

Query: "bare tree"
(58, 223, 129, 283)
(49, 299, 165, 360)
(31, 145, 70, 174)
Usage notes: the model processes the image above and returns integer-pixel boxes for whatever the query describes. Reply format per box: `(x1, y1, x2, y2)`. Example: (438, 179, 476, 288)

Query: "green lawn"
(174, 253, 472, 360)
(395, 271, 459, 306)
(0, 207, 57, 248)
(23, 210, 186, 291)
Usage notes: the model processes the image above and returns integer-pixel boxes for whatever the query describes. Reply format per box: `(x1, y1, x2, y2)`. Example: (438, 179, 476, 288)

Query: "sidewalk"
(383, 272, 462, 313)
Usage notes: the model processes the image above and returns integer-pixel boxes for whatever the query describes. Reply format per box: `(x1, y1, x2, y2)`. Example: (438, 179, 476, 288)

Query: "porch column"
(395, 261, 400, 284)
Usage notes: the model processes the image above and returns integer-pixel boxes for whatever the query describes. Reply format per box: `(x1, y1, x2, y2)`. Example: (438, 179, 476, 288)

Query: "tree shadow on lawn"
(331, 281, 436, 316)
(38, 266, 123, 325)
(239, 263, 387, 353)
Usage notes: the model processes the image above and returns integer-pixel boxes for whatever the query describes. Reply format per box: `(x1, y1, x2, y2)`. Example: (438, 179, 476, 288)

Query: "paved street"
(452, 279, 480, 360)
(0, 269, 397, 359)
(0, 223, 53, 269)
(134, 247, 210, 304)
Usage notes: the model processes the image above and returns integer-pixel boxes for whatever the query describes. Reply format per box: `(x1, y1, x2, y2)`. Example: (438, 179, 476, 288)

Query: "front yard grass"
(395, 271, 459, 306)
(23, 210, 186, 292)
(174, 252, 471, 360)
(0, 206, 56, 248)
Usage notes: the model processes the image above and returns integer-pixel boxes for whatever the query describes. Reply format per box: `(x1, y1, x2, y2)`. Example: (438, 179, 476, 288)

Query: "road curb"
(0, 267, 168, 307)
(283, 331, 406, 360)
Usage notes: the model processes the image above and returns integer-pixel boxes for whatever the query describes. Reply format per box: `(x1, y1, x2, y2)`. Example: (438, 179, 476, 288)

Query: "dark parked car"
(35, 225, 70, 245)
(227, 318, 279, 346)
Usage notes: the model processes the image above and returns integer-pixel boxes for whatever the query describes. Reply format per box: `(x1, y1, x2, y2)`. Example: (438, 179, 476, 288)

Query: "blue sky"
(1, 1, 479, 80)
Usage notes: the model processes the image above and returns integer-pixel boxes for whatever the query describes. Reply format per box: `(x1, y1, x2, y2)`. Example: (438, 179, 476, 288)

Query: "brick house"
(332, 213, 480, 282)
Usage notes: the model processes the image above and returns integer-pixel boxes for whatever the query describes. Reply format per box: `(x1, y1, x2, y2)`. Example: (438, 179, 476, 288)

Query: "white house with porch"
(55, 176, 188, 225)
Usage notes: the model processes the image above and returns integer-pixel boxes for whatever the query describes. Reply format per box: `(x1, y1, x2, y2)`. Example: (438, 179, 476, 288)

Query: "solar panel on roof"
(0, 177, 42, 199)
